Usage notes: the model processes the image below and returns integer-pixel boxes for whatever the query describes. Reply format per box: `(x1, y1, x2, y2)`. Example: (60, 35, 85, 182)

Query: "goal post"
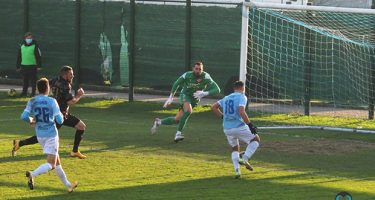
(240, 0, 375, 133)
(239, 0, 250, 83)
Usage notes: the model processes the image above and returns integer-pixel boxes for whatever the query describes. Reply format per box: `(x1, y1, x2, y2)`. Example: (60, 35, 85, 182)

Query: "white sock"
(243, 141, 259, 161)
(231, 151, 240, 173)
(55, 165, 71, 188)
(31, 163, 52, 177)
(176, 131, 182, 135)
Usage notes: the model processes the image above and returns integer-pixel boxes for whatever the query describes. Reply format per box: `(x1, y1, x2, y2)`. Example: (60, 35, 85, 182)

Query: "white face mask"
(25, 38, 33, 44)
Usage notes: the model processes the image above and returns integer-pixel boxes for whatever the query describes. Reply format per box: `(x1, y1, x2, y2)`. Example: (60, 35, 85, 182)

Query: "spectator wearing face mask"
(16, 32, 42, 97)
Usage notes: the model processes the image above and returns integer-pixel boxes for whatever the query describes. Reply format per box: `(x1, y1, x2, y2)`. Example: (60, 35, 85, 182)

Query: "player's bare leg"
(70, 121, 87, 159)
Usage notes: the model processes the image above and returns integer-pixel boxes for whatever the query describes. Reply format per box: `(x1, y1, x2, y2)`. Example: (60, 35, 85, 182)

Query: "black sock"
(73, 130, 84, 152)
(19, 135, 38, 147)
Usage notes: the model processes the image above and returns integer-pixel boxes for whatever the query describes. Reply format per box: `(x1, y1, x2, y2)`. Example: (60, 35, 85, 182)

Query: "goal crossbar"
(245, 1, 375, 15)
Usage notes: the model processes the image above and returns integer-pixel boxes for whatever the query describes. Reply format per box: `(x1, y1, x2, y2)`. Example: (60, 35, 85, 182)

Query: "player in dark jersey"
(12, 66, 87, 159)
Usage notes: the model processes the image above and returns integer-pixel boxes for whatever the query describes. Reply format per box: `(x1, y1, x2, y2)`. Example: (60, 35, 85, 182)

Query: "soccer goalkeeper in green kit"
(151, 62, 220, 142)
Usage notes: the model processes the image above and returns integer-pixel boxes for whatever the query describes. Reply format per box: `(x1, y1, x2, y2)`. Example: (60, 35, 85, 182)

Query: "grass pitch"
(0, 93, 375, 199)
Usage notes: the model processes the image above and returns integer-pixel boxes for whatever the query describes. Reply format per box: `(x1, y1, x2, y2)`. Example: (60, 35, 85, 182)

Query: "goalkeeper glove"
(163, 94, 174, 108)
(247, 122, 257, 134)
(193, 90, 209, 100)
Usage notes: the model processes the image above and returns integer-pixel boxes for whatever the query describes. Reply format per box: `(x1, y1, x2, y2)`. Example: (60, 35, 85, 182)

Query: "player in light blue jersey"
(211, 81, 260, 178)
(21, 78, 78, 192)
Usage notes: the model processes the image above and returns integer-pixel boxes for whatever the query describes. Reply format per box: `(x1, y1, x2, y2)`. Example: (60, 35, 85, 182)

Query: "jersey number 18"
(224, 100, 234, 114)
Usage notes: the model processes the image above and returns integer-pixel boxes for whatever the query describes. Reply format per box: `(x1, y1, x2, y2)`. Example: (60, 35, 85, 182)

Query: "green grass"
(252, 113, 375, 129)
(1, 93, 375, 199)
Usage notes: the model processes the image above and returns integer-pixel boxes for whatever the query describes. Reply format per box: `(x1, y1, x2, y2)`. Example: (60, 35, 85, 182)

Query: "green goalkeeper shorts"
(179, 93, 198, 108)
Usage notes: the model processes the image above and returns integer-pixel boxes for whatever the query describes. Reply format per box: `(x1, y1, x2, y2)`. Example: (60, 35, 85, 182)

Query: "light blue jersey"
(21, 95, 63, 138)
(218, 92, 247, 129)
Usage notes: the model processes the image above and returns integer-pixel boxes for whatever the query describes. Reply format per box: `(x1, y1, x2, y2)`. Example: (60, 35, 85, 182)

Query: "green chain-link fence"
(0, 0, 241, 97)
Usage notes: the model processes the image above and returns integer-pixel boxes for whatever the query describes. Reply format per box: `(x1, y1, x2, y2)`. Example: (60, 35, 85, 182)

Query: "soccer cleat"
(234, 169, 241, 179)
(174, 132, 184, 143)
(151, 118, 161, 135)
(70, 151, 87, 159)
(68, 181, 79, 193)
(12, 140, 20, 157)
(25, 171, 34, 190)
(239, 158, 253, 171)
(239, 151, 245, 158)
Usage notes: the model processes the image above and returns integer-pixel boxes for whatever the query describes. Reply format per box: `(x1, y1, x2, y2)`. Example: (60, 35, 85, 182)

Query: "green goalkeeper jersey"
(171, 71, 220, 97)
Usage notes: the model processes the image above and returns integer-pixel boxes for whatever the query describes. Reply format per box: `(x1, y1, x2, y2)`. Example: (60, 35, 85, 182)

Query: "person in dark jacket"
(16, 32, 42, 97)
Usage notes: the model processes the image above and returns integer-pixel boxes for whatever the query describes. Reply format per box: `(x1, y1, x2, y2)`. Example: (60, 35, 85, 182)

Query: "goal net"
(240, 1, 375, 132)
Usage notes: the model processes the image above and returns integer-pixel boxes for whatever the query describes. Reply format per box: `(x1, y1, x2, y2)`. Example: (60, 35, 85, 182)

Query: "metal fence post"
(369, 2, 375, 119)
(129, 0, 136, 101)
(185, 0, 192, 70)
(74, 0, 82, 87)
(303, 2, 313, 116)
(23, 0, 29, 33)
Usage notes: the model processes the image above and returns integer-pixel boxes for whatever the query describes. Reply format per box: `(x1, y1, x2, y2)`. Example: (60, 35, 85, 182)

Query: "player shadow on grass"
(13, 174, 375, 200)
(0, 153, 45, 164)
(0, 180, 59, 193)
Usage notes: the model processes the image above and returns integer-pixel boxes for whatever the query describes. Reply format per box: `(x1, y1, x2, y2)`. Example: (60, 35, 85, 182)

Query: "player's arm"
(52, 99, 64, 125)
(204, 80, 221, 96)
(164, 75, 185, 108)
(67, 88, 84, 106)
(239, 106, 250, 124)
(16, 48, 21, 71)
(34, 43, 42, 69)
(194, 76, 221, 100)
(55, 113, 63, 125)
(211, 102, 223, 118)
(20, 111, 32, 123)
(238, 96, 257, 134)
(20, 101, 35, 125)
(170, 76, 185, 96)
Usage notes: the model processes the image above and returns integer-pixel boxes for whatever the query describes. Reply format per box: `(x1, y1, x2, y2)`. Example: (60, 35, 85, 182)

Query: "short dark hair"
(37, 78, 49, 94)
(194, 61, 203, 68)
(233, 81, 244, 89)
(24, 32, 33, 38)
(60, 65, 73, 76)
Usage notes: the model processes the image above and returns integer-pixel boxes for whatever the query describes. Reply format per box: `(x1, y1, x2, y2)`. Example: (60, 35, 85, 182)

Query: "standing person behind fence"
(16, 32, 42, 97)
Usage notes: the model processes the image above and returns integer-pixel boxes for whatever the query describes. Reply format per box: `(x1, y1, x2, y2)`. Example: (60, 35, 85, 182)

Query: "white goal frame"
(239, 0, 375, 134)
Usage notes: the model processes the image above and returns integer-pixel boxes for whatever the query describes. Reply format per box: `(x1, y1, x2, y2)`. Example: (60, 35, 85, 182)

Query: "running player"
(211, 80, 260, 178)
(21, 78, 78, 192)
(151, 62, 220, 142)
(13, 66, 87, 159)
